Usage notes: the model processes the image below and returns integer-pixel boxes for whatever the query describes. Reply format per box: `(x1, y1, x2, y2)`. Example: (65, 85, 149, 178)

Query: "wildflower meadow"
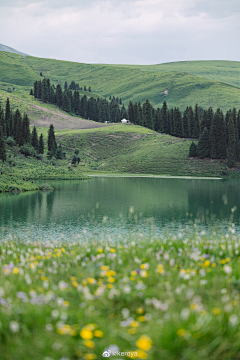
(1, 226, 240, 359)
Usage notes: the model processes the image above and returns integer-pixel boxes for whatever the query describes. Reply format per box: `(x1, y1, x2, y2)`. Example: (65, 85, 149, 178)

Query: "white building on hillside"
(121, 118, 130, 124)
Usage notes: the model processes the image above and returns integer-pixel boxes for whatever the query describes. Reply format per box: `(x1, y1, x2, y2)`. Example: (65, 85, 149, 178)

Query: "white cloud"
(0, 0, 240, 64)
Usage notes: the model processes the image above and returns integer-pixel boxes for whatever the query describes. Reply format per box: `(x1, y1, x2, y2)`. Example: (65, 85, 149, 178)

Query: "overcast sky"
(1, 0, 240, 65)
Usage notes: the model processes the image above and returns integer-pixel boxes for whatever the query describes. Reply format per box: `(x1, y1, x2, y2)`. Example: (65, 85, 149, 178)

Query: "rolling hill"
(0, 43, 28, 56)
(0, 50, 240, 116)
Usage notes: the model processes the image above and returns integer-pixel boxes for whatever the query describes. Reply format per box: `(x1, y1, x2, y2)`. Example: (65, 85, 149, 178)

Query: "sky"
(0, 0, 240, 65)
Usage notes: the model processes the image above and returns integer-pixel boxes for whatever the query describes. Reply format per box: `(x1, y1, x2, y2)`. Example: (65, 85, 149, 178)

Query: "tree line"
(31, 78, 127, 123)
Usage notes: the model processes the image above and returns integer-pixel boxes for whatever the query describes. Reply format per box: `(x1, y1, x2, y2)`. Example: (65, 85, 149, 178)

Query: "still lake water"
(0, 176, 240, 241)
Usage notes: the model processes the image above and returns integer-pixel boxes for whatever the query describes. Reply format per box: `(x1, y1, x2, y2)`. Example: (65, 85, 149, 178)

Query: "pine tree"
(5, 98, 11, 137)
(13, 109, 22, 145)
(182, 107, 189, 138)
(161, 101, 169, 134)
(128, 101, 135, 123)
(200, 110, 208, 134)
(64, 82, 68, 91)
(80, 95, 87, 118)
(88, 87, 91, 92)
(110, 99, 119, 123)
(188, 106, 194, 138)
(30, 88, 33, 96)
(0, 106, 5, 137)
(207, 107, 214, 130)
(154, 108, 161, 132)
(62, 90, 71, 113)
(144, 100, 153, 130)
(120, 104, 128, 120)
(137, 102, 143, 126)
(173, 108, 182, 137)
(133, 102, 140, 125)
(168, 109, 174, 135)
(31, 126, 39, 151)
(37, 80, 42, 99)
(227, 117, 237, 161)
(73, 91, 80, 114)
(48, 124, 57, 154)
(115, 108, 121, 123)
(38, 134, 44, 154)
(41, 78, 49, 102)
(56, 84, 63, 108)
(196, 127, 210, 158)
(21, 114, 31, 145)
(209, 112, 217, 159)
(192, 104, 200, 138)
(33, 81, 38, 98)
(0, 126, 6, 163)
(189, 142, 197, 157)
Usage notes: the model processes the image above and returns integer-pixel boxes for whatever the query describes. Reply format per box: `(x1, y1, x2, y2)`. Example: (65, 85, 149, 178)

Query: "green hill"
(0, 43, 28, 56)
(0, 51, 240, 114)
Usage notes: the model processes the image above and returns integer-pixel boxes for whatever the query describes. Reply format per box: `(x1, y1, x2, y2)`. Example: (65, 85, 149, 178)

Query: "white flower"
(224, 303, 233, 313)
(51, 309, 59, 319)
(180, 308, 190, 321)
(121, 308, 130, 319)
(0, 287, 5, 297)
(200, 280, 208, 285)
(229, 314, 239, 326)
(45, 323, 53, 331)
(123, 285, 131, 294)
(221, 295, 230, 303)
(223, 265, 232, 274)
(9, 321, 19, 333)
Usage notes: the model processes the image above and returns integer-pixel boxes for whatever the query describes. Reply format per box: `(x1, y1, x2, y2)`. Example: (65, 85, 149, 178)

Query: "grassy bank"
(1, 227, 240, 359)
(0, 144, 88, 193)
(52, 125, 238, 178)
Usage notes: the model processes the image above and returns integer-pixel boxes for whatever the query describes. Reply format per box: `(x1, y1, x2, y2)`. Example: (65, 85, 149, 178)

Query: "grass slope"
(51, 125, 235, 178)
(1, 51, 240, 113)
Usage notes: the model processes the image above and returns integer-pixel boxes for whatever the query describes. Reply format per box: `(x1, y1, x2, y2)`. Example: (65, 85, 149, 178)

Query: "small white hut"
(121, 118, 130, 124)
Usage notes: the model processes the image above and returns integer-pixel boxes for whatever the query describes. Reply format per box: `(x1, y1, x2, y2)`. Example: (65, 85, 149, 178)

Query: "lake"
(0, 176, 239, 241)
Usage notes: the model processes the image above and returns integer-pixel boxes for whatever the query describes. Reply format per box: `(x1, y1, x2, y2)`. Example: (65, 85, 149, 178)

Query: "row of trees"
(189, 108, 240, 163)
(32, 79, 127, 123)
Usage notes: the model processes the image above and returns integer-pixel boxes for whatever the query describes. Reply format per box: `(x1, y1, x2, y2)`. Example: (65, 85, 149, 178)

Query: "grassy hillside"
(44, 124, 237, 178)
(1, 51, 240, 114)
(0, 43, 28, 56)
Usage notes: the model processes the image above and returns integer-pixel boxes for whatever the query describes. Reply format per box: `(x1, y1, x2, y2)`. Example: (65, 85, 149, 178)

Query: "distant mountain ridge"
(0, 43, 28, 56)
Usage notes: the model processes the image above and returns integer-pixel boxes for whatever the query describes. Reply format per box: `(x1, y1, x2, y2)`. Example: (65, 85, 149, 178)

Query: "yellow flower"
(128, 328, 136, 334)
(108, 277, 115, 283)
(131, 270, 137, 276)
(12, 267, 19, 275)
(61, 248, 65, 252)
(83, 354, 97, 360)
(136, 307, 144, 314)
(136, 350, 148, 359)
(82, 280, 88, 286)
(190, 303, 198, 310)
(97, 248, 103, 253)
(106, 270, 116, 277)
(107, 284, 113, 289)
(101, 265, 109, 271)
(72, 280, 78, 287)
(110, 248, 115, 253)
(84, 340, 95, 348)
(177, 329, 186, 337)
(140, 263, 149, 270)
(80, 328, 93, 340)
(212, 263, 216, 267)
(94, 330, 104, 337)
(212, 308, 221, 315)
(63, 301, 70, 307)
(130, 321, 139, 328)
(87, 278, 96, 284)
(138, 316, 146, 322)
(136, 335, 152, 351)
(203, 260, 210, 267)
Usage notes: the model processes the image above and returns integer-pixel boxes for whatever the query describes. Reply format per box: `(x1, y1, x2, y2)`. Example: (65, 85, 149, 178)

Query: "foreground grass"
(1, 228, 240, 359)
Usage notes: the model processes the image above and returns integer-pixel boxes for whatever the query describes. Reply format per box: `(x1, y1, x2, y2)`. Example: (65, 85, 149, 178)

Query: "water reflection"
(0, 177, 239, 241)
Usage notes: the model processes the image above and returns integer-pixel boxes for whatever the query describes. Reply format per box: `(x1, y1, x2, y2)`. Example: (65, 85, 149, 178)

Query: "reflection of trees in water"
(46, 191, 55, 220)
(187, 180, 240, 224)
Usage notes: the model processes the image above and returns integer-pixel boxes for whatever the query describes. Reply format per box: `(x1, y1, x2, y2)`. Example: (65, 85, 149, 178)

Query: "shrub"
(5, 137, 16, 147)
(20, 144, 36, 157)
(189, 142, 197, 157)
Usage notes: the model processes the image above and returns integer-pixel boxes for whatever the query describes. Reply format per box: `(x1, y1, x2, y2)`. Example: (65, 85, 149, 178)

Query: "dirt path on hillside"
(2, 94, 113, 130)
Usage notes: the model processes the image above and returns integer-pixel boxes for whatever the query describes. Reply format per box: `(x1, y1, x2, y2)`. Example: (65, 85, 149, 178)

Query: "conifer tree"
(133, 102, 140, 125)
(173, 108, 182, 137)
(30, 89, 33, 96)
(154, 108, 161, 132)
(13, 109, 22, 145)
(138, 102, 143, 126)
(200, 110, 208, 134)
(64, 82, 68, 91)
(115, 108, 121, 123)
(120, 104, 128, 120)
(189, 142, 197, 157)
(0, 106, 5, 137)
(31, 126, 39, 151)
(5, 98, 11, 137)
(196, 127, 210, 158)
(56, 84, 63, 108)
(80, 95, 87, 118)
(34, 81, 38, 98)
(38, 134, 44, 154)
(62, 91, 71, 113)
(227, 117, 237, 161)
(161, 101, 169, 134)
(207, 107, 214, 130)
(168, 108, 174, 135)
(48, 124, 57, 154)
(0, 126, 6, 163)
(144, 100, 154, 130)
(192, 104, 200, 138)
(209, 112, 217, 158)
(182, 107, 189, 137)
(41, 78, 49, 102)
(21, 114, 31, 145)
(128, 101, 135, 123)
(188, 106, 194, 138)
(37, 80, 42, 99)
